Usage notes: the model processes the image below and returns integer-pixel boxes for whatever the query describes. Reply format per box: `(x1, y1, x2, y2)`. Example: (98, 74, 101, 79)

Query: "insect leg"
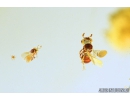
(81, 55, 86, 70)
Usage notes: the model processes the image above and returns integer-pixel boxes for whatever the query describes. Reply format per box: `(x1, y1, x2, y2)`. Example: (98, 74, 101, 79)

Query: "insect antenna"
(37, 45, 42, 50)
(82, 33, 92, 38)
(82, 33, 85, 38)
(90, 34, 92, 37)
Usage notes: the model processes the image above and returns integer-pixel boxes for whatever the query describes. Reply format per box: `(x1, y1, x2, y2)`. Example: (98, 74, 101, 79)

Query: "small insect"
(11, 55, 15, 60)
(79, 33, 107, 70)
(21, 45, 42, 62)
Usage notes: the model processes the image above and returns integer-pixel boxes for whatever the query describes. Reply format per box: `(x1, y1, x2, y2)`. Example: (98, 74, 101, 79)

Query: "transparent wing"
(92, 57, 103, 67)
(93, 50, 107, 58)
(25, 54, 34, 62)
(21, 52, 30, 58)
(86, 51, 103, 67)
(86, 51, 95, 64)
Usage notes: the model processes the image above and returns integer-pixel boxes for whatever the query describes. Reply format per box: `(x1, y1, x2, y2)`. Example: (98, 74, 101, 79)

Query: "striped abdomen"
(79, 49, 91, 63)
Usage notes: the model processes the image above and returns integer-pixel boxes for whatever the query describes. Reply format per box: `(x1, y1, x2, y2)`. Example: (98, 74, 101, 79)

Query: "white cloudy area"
(0, 7, 130, 93)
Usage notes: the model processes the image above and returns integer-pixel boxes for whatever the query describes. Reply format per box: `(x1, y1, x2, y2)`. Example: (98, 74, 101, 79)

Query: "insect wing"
(93, 50, 107, 58)
(92, 57, 103, 67)
(25, 54, 34, 62)
(86, 51, 95, 64)
(21, 52, 30, 58)
(86, 51, 103, 67)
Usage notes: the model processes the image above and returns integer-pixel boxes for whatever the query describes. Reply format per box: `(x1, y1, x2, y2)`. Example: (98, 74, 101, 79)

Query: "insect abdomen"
(83, 56, 91, 63)
(79, 49, 91, 63)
